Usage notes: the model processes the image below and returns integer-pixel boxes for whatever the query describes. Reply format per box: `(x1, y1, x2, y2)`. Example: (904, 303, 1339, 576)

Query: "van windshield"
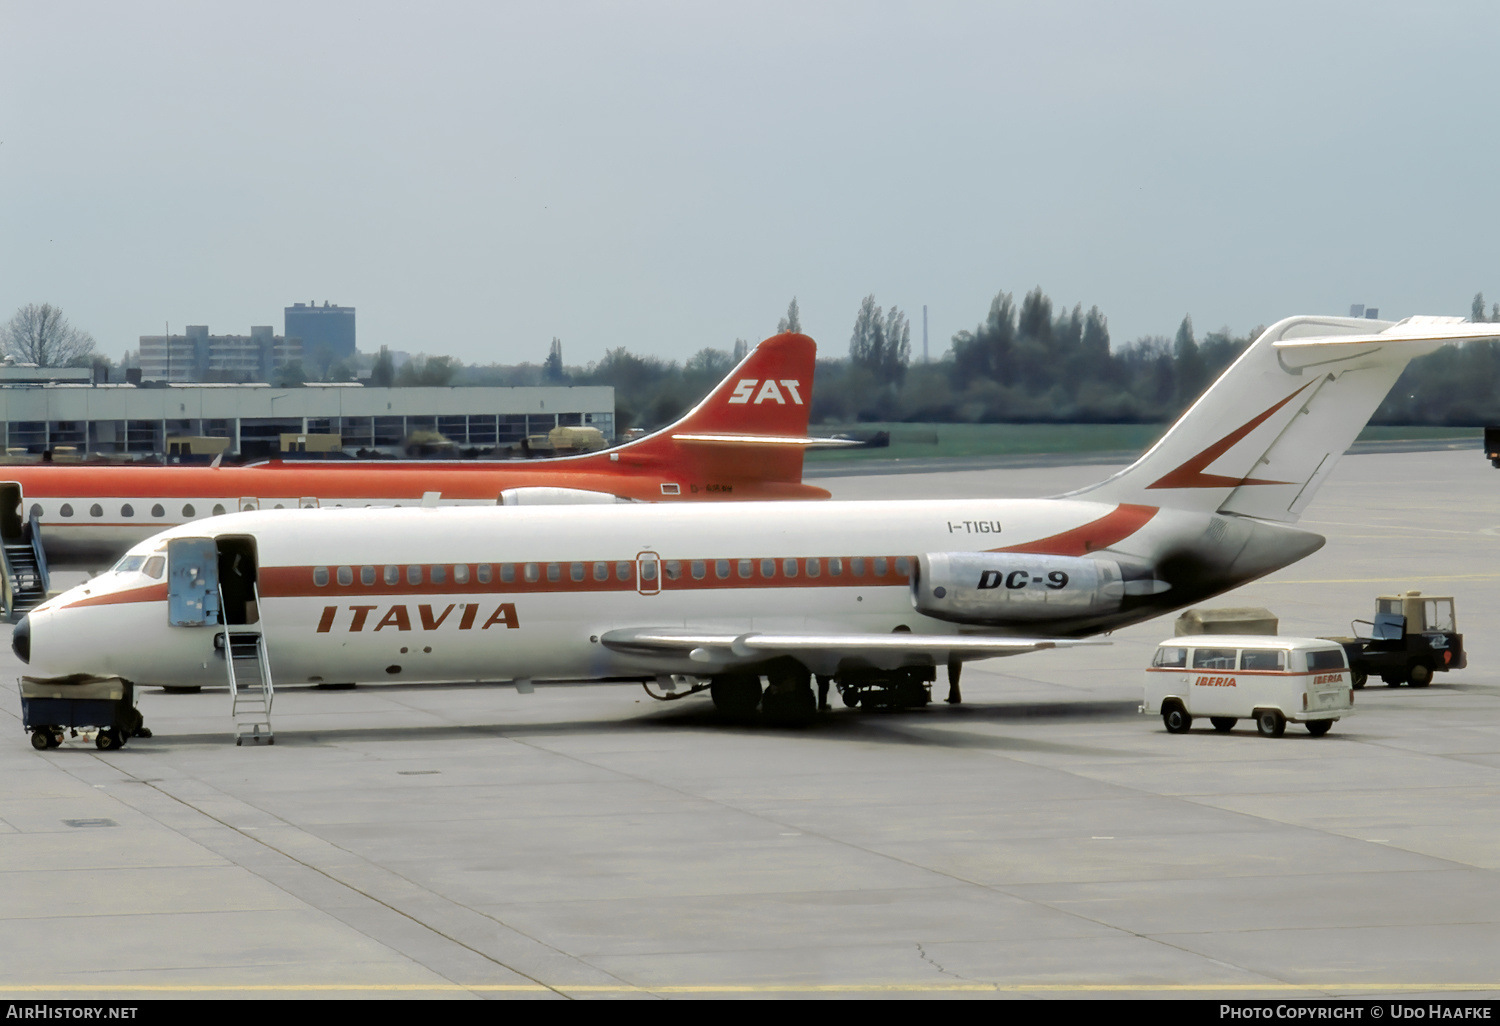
(1153, 647, 1187, 668)
(1241, 649, 1285, 671)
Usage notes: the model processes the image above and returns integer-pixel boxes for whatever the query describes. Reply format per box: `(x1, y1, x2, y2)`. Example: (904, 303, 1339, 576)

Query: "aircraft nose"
(12, 614, 29, 664)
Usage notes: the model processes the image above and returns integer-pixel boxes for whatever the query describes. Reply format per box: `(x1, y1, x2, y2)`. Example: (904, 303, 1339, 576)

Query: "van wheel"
(1255, 710, 1286, 738)
(1210, 717, 1236, 732)
(1408, 662, 1432, 688)
(1162, 702, 1192, 734)
(1351, 671, 1367, 690)
(1306, 720, 1332, 737)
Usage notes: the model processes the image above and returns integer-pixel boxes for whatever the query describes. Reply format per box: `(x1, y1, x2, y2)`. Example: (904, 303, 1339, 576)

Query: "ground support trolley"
(19, 676, 142, 750)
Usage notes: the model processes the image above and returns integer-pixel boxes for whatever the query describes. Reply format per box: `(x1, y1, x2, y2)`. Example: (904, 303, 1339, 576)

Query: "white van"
(1143, 635, 1354, 737)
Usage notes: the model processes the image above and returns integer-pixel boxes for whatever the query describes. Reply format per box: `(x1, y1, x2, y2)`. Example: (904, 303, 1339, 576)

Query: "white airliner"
(15, 315, 1496, 720)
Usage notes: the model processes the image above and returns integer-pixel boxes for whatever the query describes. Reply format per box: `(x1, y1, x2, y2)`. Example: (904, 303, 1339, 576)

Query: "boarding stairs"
(1, 511, 50, 622)
(220, 585, 274, 746)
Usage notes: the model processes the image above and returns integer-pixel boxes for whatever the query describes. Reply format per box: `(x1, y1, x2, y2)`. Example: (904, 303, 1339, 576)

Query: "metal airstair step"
(220, 585, 275, 747)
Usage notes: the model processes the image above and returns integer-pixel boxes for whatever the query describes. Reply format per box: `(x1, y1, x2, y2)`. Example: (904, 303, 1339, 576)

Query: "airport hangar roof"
(0, 383, 616, 422)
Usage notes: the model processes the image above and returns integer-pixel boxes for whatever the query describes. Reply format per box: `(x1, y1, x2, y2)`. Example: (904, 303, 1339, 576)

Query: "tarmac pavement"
(1, 449, 1498, 999)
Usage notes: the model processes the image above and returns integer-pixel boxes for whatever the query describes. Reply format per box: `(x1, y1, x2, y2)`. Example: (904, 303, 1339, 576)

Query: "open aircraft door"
(636, 551, 660, 596)
(167, 538, 221, 627)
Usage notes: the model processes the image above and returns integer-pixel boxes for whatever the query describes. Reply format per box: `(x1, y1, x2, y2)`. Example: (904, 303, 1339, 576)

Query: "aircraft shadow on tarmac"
(124, 696, 1146, 758)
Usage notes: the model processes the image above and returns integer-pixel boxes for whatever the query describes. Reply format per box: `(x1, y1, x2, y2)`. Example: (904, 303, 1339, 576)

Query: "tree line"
(8, 293, 1500, 431)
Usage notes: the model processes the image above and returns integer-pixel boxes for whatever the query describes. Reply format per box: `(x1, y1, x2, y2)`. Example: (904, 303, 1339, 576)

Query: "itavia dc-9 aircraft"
(16, 315, 1499, 721)
(2, 333, 830, 568)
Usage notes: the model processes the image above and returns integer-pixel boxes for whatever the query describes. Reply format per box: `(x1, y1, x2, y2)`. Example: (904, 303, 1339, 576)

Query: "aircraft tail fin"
(1078, 316, 1500, 522)
(606, 333, 822, 490)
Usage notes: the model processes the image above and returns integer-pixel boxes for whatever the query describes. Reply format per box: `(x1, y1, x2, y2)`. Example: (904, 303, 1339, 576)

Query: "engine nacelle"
(913, 552, 1168, 625)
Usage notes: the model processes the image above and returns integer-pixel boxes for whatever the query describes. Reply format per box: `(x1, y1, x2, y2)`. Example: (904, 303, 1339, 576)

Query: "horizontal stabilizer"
(670, 433, 863, 448)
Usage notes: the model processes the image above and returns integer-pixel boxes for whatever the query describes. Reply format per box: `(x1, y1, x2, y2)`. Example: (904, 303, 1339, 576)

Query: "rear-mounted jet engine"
(913, 552, 1169, 625)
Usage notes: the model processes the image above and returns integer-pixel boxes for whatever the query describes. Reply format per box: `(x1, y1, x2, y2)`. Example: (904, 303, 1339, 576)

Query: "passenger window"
(151, 504, 164, 518)
(782, 558, 798, 578)
(431, 565, 447, 585)
(313, 567, 330, 587)
(183, 504, 196, 517)
(664, 560, 682, 580)
(738, 559, 752, 579)
(361, 566, 376, 586)
(593, 562, 608, 582)
(1192, 648, 1237, 670)
(407, 565, 422, 586)
(1152, 647, 1187, 668)
(546, 563, 560, 582)
(337, 566, 353, 586)
(760, 558, 776, 579)
(498, 564, 513, 583)
(850, 557, 865, 576)
(1240, 649, 1285, 671)
(212, 504, 226, 516)
(524, 563, 539, 583)
(570, 562, 585, 582)
(143, 556, 165, 580)
(895, 557, 911, 576)
(60, 504, 73, 518)
(691, 560, 706, 580)
(716, 559, 730, 580)
(477, 564, 493, 584)
(28, 504, 40, 521)
(874, 557, 888, 577)
(1306, 649, 1347, 671)
(616, 561, 632, 581)
(454, 564, 470, 585)
(829, 557, 843, 577)
(383, 565, 399, 585)
(121, 503, 134, 518)
(806, 558, 820, 578)
(640, 561, 657, 582)
(90, 503, 103, 518)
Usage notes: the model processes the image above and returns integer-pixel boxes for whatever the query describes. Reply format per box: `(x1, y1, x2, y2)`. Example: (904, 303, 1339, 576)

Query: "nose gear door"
(167, 538, 221, 626)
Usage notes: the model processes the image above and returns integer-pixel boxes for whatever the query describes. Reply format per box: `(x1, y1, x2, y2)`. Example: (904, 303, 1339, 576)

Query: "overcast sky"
(3, 1, 1497, 368)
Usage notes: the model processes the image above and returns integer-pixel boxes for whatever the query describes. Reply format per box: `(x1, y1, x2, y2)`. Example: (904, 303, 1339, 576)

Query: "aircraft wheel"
(1210, 717, 1236, 732)
(710, 673, 763, 719)
(839, 685, 860, 708)
(1306, 720, 1333, 737)
(1408, 662, 1433, 688)
(1351, 671, 1367, 690)
(95, 729, 118, 751)
(1255, 709, 1286, 738)
(30, 731, 49, 751)
(1162, 702, 1192, 734)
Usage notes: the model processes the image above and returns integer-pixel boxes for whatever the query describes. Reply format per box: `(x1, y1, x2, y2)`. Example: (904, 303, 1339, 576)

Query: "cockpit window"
(143, 556, 166, 580)
(114, 555, 147, 574)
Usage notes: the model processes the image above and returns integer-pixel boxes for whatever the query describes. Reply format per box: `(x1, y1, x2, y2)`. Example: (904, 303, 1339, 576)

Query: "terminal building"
(0, 381, 614, 460)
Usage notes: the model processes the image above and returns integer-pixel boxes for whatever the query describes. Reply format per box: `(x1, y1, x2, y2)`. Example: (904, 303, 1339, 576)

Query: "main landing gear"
(706, 665, 937, 723)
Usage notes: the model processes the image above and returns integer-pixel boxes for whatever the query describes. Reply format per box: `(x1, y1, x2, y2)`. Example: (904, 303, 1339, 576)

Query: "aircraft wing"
(600, 627, 1107, 673)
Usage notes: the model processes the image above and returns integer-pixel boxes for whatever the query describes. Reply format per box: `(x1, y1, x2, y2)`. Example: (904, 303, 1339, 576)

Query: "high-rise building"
(285, 301, 356, 364)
